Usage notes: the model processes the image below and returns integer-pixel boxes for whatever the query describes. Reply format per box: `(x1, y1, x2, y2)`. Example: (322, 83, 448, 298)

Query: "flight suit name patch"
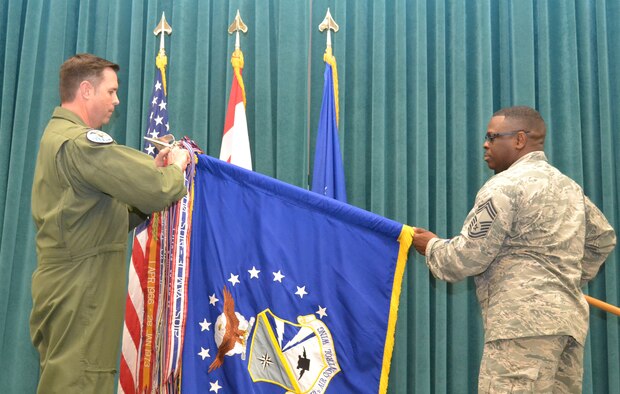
(86, 129, 113, 144)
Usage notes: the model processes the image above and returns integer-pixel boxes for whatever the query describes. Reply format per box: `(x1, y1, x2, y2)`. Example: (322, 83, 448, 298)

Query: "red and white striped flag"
(219, 48, 252, 170)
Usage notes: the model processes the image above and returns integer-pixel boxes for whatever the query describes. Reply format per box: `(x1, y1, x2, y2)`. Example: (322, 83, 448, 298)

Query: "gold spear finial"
(318, 8, 340, 124)
(318, 8, 339, 49)
(228, 10, 248, 34)
(228, 10, 248, 50)
(227, 10, 248, 105)
(153, 12, 172, 52)
(153, 12, 172, 93)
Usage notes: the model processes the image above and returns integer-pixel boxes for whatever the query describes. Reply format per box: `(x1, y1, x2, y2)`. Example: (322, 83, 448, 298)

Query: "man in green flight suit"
(30, 53, 191, 393)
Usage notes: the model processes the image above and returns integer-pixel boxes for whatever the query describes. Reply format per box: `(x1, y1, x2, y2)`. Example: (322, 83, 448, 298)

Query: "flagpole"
(306, 0, 313, 189)
(220, 10, 252, 170)
(318, 8, 339, 125)
(228, 9, 247, 49)
(312, 9, 347, 202)
(119, 11, 172, 394)
(309, 7, 340, 191)
(585, 295, 620, 317)
(227, 9, 248, 108)
(153, 13, 172, 95)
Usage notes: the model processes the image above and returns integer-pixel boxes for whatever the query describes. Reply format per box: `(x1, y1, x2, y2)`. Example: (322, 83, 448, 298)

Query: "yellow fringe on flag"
(379, 224, 415, 394)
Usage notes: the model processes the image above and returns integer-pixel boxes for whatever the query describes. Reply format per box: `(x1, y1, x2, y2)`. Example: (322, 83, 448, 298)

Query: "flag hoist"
(311, 8, 347, 202)
(220, 10, 252, 170)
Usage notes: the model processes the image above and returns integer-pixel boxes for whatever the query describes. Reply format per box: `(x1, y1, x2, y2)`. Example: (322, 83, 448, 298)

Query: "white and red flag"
(219, 47, 252, 170)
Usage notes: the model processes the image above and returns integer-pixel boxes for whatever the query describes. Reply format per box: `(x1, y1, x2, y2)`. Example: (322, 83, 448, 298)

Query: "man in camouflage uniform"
(30, 54, 191, 393)
(413, 106, 616, 393)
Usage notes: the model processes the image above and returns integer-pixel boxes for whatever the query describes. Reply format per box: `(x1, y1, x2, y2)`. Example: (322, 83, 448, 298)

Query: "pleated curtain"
(1, 1, 618, 393)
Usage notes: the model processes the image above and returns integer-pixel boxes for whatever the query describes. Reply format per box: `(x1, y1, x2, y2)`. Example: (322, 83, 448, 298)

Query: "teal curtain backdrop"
(1, 0, 619, 393)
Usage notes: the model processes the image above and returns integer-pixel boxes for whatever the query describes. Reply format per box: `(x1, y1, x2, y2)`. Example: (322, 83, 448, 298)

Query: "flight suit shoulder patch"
(86, 129, 114, 144)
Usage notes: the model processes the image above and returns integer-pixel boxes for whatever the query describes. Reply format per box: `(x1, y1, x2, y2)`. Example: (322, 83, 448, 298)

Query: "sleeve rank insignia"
(467, 198, 498, 239)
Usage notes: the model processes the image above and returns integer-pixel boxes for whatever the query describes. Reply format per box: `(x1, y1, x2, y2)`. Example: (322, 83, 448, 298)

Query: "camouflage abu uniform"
(424, 151, 616, 391)
(30, 107, 187, 393)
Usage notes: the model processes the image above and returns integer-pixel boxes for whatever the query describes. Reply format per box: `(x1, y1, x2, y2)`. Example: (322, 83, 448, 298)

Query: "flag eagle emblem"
(209, 286, 255, 372)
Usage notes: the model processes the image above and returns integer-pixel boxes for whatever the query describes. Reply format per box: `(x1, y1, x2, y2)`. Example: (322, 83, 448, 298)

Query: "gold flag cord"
(156, 50, 168, 95)
(323, 47, 339, 125)
(231, 48, 246, 107)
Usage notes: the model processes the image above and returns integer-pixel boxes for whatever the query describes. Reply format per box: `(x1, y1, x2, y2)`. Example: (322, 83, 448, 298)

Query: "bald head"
(492, 106, 546, 152)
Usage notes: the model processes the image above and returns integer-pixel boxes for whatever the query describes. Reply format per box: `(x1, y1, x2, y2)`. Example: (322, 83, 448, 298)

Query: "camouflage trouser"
(478, 336, 583, 394)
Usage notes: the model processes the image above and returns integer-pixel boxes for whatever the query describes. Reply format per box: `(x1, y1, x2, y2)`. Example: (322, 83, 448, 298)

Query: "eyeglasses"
(484, 130, 530, 143)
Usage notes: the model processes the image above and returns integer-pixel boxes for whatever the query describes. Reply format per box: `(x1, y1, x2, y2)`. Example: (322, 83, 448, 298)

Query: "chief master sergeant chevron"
(412, 106, 616, 393)
(30, 54, 190, 393)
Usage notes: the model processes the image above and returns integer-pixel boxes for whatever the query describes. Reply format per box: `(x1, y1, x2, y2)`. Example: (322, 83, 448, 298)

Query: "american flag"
(119, 60, 169, 394)
(144, 70, 170, 156)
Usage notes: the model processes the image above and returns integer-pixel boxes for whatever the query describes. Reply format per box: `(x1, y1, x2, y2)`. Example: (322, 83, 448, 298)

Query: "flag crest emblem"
(248, 310, 341, 393)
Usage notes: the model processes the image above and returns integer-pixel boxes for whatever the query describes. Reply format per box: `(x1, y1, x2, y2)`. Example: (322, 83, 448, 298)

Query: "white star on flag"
(209, 294, 219, 306)
(210, 380, 222, 393)
(158, 101, 167, 111)
(248, 266, 260, 278)
(154, 115, 163, 125)
(316, 305, 328, 319)
(149, 130, 159, 138)
(272, 270, 285, 282)
(199, 318, 212, 331)
(295, 286, 308, 298)
(198, 347, 210, 360)
(228, 273, 240, 286)
(146, 146, 155, 155)
(155, 80, 162, 90)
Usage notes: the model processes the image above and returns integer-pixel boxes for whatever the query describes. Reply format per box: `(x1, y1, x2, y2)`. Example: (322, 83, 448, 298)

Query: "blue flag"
(311, 55, 347, 202)
(181, 155, 413, 393)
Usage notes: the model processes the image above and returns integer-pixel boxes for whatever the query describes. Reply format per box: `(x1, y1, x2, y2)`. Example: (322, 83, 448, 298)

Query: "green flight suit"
(30, 107, 187, 393)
